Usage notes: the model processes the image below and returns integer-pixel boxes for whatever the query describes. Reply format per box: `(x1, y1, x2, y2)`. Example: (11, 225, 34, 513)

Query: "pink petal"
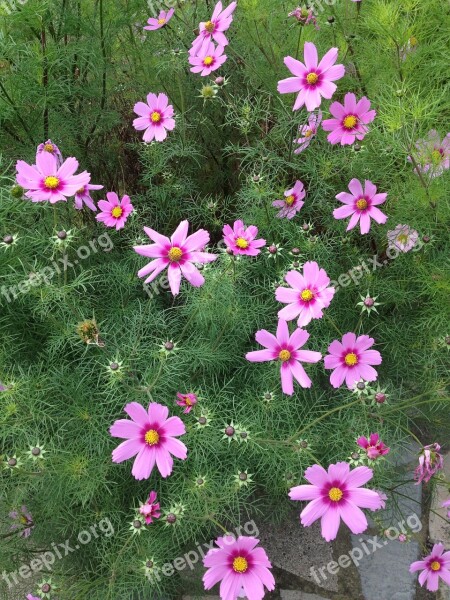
(112, 438, 142, 463)
(124, 402, 150, 426)
(320, 507, 341, 541)
(132, 446, 156, 480)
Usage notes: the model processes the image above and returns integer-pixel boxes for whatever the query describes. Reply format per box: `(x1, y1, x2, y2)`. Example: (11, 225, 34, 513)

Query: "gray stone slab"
(429, 451, 450, 546)
(280, 591, 331, 600)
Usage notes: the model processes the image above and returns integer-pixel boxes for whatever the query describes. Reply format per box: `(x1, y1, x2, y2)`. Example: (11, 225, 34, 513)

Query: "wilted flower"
(76, 319, 104, 346)
(74, 182, 103, 211)
(414, 443, 444, 484)
(139, 491, 161, 524)
(387, 224, 419, 253)
(410, 543, 450, 592)
(294, 111, 322, 153)
(176, 392, 198, 414)
(407, 130, 449, 178)
(37, 139, 63, 167)
(288, 7, 319, 29)
(9, 505, 34, 538)
(322, 93, 376, 145)
(272, 180, 306, 219)
(356, 433, 390, 460)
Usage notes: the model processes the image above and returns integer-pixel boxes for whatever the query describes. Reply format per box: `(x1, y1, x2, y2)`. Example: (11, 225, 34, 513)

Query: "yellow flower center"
(328, 487, 343, 502)
(301, 289, 314, 302)
(236, 237, 249, 249)
(409, 36, 418, 47)
(44, 176, 60, 190)
(44, 143, 54, 153)
(232, 556, 248, 573)
(204, 20, 215, 33)
(344, 352, 358, 366)
(158, 18, 166, 24)
(343, 115, 358, 129)
(111, 206, 123, 218)
(397, 233, 408, 244)
(430, 561, 441, 572)
(145, 429, 160, 446)
(151, 111, 161, 123)
(185, 397, 192, 406)
(19, 515, 29, 525)
(168, 247, 183, 262)
(203, 56, 214, 66)
(304, 129, 313, 138)
(431, 149, 442, 164)
(285, 194, 295, 206)
(356, 198, 368, 210)
(306, 72, 319, 85)
(279, 349, 291, 362)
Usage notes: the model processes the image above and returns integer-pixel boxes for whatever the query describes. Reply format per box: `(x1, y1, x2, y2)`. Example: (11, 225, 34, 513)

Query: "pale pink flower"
(133, 93, 176, 142)
(410, 543, 450, 592)
(375, 490, 388, 510)
(96, 192, 133, 230)
(276, 261, 335, 327)
(37, 139, 63, 167)
(387, 224, 419, 253)
(110, 402, 187, 480)
(442, 499, 450, 519)
(356, 433, 390, 460)
(272, 180, 305, 219)
(222, 220, 266, 256)
(139, 491, 161, 524)
(189, 38, 227, 76)
(26, 596, 41, 600)
(246, 319, 322, 395)
(334, 179, 387, 234)
(16, 153, 90, 204)
(322, 93, 376, 145)
(289, 462, 384, 541)
(134, 220, 217, 296)
(74, 182, 103, 211)
(407, 130, 450, 178)
(324, 332, 382, 389)
(277, 42, 345, 111)
(9, 505, 34, 538)
(203, 535, 275, 599)
(414, 443, 444, 484)
(190, 1, 237, 56)
(176, 393, 198, 414)
(144, 8, 174, 30)
(294, 111, 322, 153)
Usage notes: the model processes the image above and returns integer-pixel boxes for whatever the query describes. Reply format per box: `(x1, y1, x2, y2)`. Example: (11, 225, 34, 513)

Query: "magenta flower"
(144, 8, 175, 30)
(387, 224, 419, 253)
(37, 139, 63, 167)
(16, 153, 90, 204)
(246, 319, 322, 395)
(189, 39, 227, 76)
(203, 535, 275, 600)
(408, 130, 450, 178)
(139, 490, 161, 524)
(133, 93, 176, 142)
(356, 433, 390, 460)
(134, 220, 217, 296)
(96, 192, 133, 230)
(294, 111, 322, 154)
(176, 392, 198, 414)
(190, 1, 237, 56)
(222, 220, 266, 256)
(110, 402, 187, 480)
(9, 505, 34, 538)
(289, 462, 384, 542)
(272, 180, 306, 219)
(442, 499, 450, 518)
(334, 179, 388, 234)
(324, 332, 382, 389)
(414, 443, 444, 484)
(410, 543, 450, 592)
(74, 182, 103, 211)
(277, 42, 345, 112)
(276, 262, 335, 327)
(322, 93, 376, 145)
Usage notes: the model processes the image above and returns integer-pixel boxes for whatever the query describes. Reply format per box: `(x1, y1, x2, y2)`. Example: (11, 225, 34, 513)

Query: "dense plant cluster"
(0, 0, 449, 599)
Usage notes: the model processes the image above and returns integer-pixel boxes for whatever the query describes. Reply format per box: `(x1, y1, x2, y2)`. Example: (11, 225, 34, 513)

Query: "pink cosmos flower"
(324, 332, 382, 389)
(9, 505, 34, 538)
(289, 462, 384, 541)
(133, 93, 176, 142)
(356, 433, 390, 460)
(176, 392, 198, 414)
(246, 319, 322, 395)
(134, 220, 217, 296)
(139, 490, 161, 524)
(222, 220, 266, 256)
(190, 1, 237, 56)
(27, 596, 41, 600)
(37, 139, 63, 167)
(322, 93, 376, 145)
(96, 192, 133, 230)
(110, 402, 187, 480)
(144, 8, 175, 30)
(408, 130, 450, 178)
(277, 42, 345, 112)
(442, 499, 450, 518)
(414, 443, 444, 484)
(16, 152, 90, 204)
(276, 261, 335, 327)
(74, 182, 103, 211)
(203, 535, 275, 600)
(334, 179, 388, 234)
(189, 39, 227, 76)
(294, 111, 322, 153)
(387, 224, 419, 253)
(272, 180, 305, 219)
(410, 543, 450, 592)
